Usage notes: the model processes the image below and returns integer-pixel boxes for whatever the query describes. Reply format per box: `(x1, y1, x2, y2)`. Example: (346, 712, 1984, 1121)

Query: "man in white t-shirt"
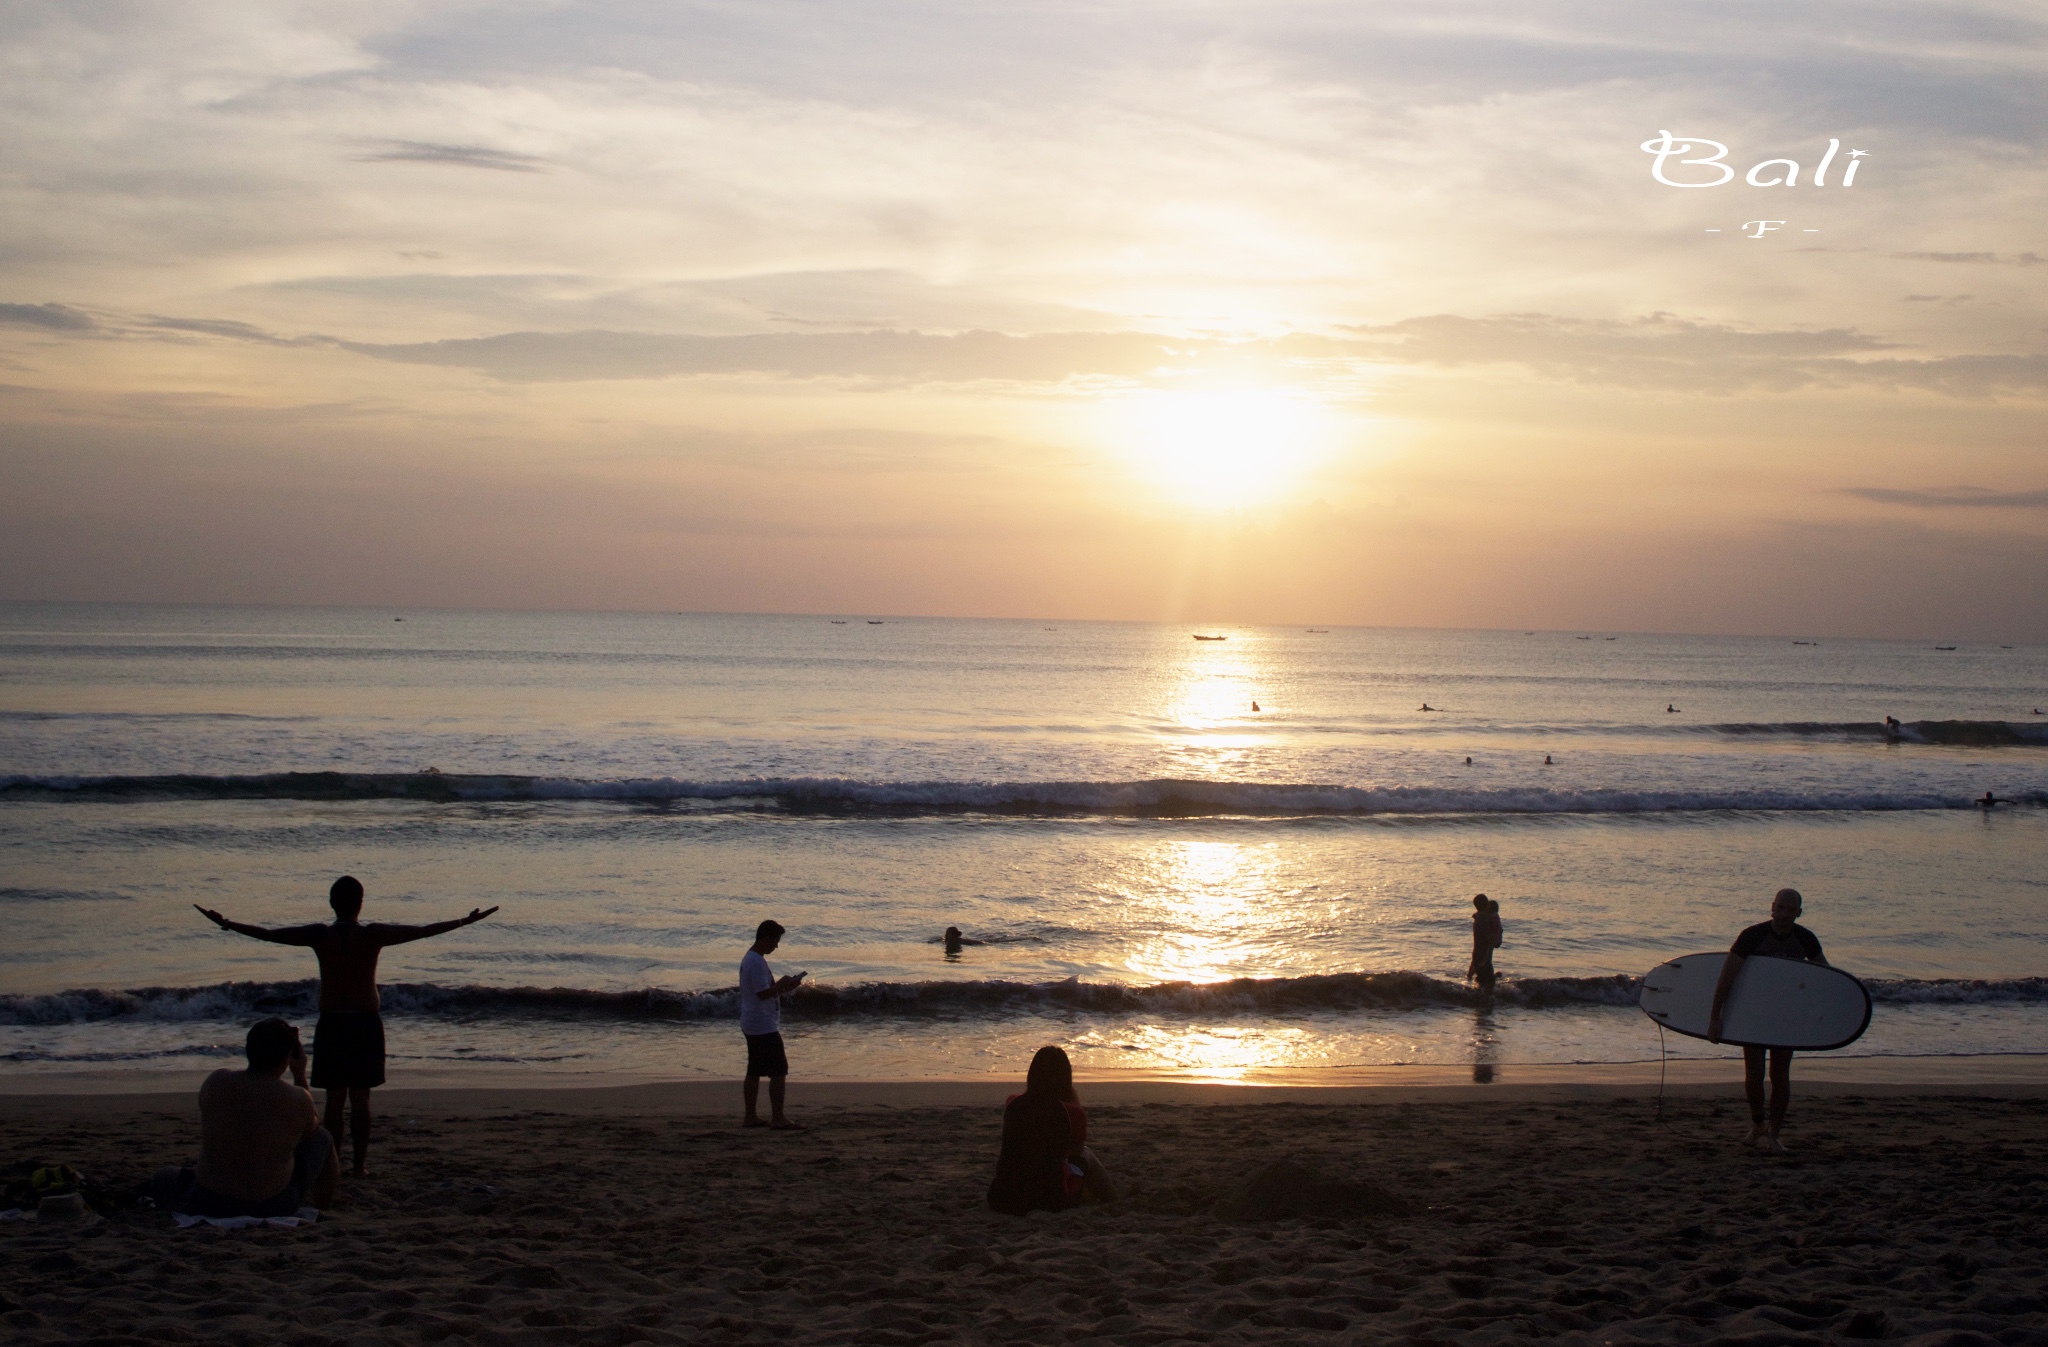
(740, 919, 806, 1129)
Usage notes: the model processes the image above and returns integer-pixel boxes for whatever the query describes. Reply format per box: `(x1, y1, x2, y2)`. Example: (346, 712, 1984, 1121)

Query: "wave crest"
(3, 771, 2041, 815)
(6, 972, 2043, 1028)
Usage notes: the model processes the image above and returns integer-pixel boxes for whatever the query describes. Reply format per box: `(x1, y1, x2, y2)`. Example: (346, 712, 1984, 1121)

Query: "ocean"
(2, 602, 2044, 1087)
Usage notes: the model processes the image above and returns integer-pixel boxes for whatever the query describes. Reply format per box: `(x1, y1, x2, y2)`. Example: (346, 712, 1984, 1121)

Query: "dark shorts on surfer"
(744, 1031, 789, 1078)
(311, 1011, 387, 1089)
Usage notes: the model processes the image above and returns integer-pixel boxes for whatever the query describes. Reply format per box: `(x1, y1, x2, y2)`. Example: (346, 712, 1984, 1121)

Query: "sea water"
(2, 603, 2044, 1086)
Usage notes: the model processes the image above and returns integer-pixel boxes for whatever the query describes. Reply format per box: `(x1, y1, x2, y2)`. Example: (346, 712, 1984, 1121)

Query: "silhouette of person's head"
(1770, 888, 1802, 931)
(1025, 1045, 1076, 1102)
(1472, 893, 1489, 912)
(944, 926, 964, 953)
(329, 875, 364, 920)
(754, 919, 785, 954)
(246, 1017, 299, 1074)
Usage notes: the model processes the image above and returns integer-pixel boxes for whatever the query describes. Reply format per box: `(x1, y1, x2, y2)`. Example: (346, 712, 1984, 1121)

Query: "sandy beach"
(4, 1079, 2044, 1346)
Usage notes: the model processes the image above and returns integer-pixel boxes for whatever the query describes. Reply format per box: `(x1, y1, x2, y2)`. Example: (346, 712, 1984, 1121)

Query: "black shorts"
(311, 1012, 387, 1089)
(744, 1031, 789, 1078)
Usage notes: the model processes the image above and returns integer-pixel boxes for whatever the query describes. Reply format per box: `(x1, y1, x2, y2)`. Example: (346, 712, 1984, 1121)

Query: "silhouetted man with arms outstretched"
(196, 875, 497, 1176)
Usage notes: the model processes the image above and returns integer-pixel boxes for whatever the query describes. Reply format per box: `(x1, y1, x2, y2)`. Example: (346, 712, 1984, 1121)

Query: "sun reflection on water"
(1122, 839, 1282, 986)
(1163, 630, 1269, 732)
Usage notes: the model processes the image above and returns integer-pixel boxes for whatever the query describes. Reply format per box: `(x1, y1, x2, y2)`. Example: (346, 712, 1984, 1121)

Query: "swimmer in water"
(1978, 792, 2000, 809)
(1667, 704, 1680, 713)
(1464, 756, 1472, 765)
(1250, 701, 1259, 712)
(1420, 703, 1435, 712)
(940, 926, 986, 955)
(1543, 755, 1553, 765)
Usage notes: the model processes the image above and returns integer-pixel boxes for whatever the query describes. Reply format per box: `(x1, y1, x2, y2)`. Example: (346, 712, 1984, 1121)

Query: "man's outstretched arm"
(373, 906, 500, 946)
(193, 906, 325, 945)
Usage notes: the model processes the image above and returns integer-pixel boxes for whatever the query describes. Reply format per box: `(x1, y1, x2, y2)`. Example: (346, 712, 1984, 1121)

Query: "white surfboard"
(1639, 952, 1871, 1050)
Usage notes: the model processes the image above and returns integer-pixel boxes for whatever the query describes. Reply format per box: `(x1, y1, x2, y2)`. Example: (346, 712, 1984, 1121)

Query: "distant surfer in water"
(1708, 888, 1827, 1155)
(1977, 792, 2000, 809)
(1420, 703, 1435, 712)
(1466, 895, 1503, 993)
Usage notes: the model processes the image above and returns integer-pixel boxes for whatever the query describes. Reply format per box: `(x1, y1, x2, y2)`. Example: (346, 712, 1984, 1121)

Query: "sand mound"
(1213, 1156, 1409, 1221)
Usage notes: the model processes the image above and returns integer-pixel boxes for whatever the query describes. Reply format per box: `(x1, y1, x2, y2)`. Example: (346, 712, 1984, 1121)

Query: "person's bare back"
(308, 922, 397, 1012)
(195, 1065, 322, 1201)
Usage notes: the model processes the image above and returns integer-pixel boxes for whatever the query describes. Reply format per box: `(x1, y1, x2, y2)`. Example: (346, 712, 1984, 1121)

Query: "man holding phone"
(740, 919, 805, 1130)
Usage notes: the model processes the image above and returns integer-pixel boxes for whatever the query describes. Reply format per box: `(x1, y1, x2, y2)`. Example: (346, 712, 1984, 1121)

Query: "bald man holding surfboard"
(1709, 887, 1826, 1155)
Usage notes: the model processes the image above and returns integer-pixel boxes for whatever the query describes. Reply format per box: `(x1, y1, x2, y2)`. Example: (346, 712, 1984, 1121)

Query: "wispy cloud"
(15, 299, 2046, 399)
(0, 302, 96, 332)
(338, 329, 1192, 384)
(141, 316, 315, 346)
(1890, 251, 2045, 266)
(352, 141, 548, 173)
(1845, 486, 2048, 510)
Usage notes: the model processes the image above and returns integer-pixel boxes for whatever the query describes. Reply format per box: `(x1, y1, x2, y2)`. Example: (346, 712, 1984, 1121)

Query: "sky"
(2, 0, 2044, 638)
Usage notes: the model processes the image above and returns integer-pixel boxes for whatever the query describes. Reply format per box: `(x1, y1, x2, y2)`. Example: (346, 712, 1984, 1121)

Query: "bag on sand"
(4, 1162, 126, 1216)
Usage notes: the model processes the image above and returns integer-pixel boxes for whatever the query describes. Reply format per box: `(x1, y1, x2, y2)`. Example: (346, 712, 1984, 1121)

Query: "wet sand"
(3, 1082, 2045, 1346)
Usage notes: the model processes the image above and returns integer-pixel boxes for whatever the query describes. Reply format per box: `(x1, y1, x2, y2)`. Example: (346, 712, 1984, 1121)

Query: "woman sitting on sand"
(987, 1046, 1115, 1214)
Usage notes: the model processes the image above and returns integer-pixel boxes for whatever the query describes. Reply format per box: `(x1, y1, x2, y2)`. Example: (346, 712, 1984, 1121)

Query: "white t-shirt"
(738, 948, 780, 1035)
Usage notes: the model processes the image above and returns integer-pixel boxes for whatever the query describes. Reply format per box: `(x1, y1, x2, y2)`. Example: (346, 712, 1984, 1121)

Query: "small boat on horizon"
(1935, 645, 1956, 650)
(1192, 634, 1227, 641)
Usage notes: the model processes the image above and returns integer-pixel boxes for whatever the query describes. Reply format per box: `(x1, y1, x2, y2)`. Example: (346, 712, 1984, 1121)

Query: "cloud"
(1844, 486, 2048, 510)
(0, 302, 96, 331)
(351, 141, 548, 173)
(141, 315, 315, 346)
(16, 296, 2044, 399)
(1890, 251, 2046, 266)
(1338, 314, 1896, 392)
(337, 328, 1195, 383)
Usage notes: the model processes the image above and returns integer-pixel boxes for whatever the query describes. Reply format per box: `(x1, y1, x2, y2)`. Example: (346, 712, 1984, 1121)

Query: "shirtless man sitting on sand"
(196, 876, 497, 1176)
(151, 1017, 340, 1218)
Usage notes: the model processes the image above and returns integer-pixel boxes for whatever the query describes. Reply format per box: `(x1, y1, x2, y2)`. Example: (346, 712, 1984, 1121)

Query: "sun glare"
(1112, 388, 1336, 510)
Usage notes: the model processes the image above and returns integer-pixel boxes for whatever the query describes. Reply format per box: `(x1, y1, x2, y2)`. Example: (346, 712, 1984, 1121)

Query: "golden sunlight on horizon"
(1108, 388, 1341, 511)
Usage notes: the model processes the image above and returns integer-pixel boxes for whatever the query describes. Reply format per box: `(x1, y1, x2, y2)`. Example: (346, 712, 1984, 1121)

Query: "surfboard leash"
(1655, 1022, 1669, 1124)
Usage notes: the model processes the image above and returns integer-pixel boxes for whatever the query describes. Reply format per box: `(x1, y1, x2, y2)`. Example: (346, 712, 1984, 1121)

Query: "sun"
(1109, 387, 1337, 510)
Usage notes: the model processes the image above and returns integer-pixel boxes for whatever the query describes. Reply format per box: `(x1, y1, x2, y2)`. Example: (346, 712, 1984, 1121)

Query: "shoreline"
(8, 1052, 2048, 1112)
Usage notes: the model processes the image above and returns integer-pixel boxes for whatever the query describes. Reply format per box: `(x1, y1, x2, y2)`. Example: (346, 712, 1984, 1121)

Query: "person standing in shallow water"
(1467, 894, 1503, 992)
(195, 876, 498, 1176)
(1708, 887, 1827, 1155)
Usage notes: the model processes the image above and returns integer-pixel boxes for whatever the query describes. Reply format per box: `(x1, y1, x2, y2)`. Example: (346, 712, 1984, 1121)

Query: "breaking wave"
(7, 972, 2045, 1028)
(3, 771, 2041, 814)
